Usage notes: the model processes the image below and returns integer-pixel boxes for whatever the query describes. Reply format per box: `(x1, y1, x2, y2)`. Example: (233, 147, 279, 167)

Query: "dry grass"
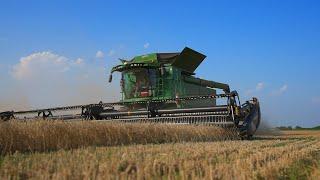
(1, 121, 319, 179)
(281, 130, 320, 136)
(0, 132, 319, 179)
(0, 120, 238, 155)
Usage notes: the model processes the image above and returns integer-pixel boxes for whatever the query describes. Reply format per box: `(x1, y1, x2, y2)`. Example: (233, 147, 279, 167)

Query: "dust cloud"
(256, 118, 282, 136)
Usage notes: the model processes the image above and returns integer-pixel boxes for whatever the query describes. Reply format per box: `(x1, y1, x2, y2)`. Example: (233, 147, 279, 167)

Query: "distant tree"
(295, 126, 302, 129)
(312, 126, 320, 130)
(277, 126, 292, 130)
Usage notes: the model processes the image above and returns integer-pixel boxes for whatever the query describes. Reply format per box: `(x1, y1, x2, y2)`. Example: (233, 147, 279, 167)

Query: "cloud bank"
(1, 51, 120, 111)
(12, 51, 83, 80)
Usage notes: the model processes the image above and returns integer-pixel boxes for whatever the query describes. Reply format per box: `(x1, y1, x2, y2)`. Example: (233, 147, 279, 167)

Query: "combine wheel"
(239, 97, 261, 140)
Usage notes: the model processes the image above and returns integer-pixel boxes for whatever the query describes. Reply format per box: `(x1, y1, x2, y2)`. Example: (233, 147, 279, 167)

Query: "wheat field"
(0, 121, 319, 179)
(0, 120, 238, 155)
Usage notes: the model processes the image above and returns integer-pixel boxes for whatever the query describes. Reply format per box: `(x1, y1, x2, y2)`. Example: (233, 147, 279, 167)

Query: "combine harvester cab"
(0, 47, 261, 139)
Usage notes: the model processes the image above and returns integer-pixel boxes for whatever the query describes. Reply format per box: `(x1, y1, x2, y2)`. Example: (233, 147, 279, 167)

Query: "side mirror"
(108, 74, 113, 83)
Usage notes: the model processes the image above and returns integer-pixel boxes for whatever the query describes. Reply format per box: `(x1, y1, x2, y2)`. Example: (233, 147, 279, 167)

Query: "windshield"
(121, 68, 156, 99)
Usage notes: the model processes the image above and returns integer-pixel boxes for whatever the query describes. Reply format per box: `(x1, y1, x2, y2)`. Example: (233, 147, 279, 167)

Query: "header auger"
(0, 47, 261, 139)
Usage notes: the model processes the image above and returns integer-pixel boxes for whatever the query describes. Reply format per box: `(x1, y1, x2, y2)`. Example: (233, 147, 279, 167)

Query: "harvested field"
(0, 121, 319, 179)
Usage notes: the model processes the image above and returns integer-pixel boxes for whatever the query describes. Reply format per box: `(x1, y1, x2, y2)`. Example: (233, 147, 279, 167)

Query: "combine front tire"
(239, 98, 261, 140)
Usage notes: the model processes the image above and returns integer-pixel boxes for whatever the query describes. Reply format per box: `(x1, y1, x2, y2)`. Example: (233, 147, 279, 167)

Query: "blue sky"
(0, 0, 319, 127)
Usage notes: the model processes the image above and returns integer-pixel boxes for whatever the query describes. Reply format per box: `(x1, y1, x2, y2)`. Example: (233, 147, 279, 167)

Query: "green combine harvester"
(0, 47, 261, 139)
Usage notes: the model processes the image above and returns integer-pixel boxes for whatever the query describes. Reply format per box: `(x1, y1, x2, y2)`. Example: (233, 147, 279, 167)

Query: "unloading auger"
(0, 47, 261, 139)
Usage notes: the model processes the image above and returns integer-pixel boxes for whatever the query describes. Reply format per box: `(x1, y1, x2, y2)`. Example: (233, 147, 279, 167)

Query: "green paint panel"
(132, 53, 158, 64)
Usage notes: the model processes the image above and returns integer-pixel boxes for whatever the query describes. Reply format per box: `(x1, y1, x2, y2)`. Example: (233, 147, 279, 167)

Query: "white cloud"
(107, 49, 115, 57)
(143, 42, 150, 49)
(12, 52, 85, 80)
(95, 50, 105, 58)
(279, 84, 288, 93)
(12, 51, 71, 80)
(246, 82, 265, 95)
(73, 58, 84, 65)
(7, 51, 121, 108)
(271, 84, 288, 96)
(256, 82, 264, 91)
(311, 97, 320, 104)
